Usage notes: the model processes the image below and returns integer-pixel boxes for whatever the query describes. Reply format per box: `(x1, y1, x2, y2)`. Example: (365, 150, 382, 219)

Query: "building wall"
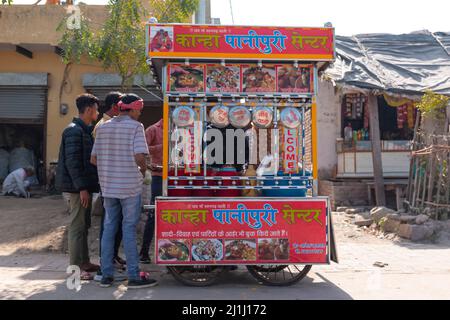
(0, 51, 108, 166)
(316, 78, 341, 179)
(0, 4, 108, 45)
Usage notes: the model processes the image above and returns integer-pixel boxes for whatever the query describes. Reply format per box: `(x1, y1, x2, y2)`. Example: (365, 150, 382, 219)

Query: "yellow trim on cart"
(163, 96, 169, 181)
(311, 97, 318, 180)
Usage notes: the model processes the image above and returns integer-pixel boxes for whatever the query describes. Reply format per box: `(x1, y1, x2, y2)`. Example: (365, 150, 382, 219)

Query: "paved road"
(1, 238, 449, 300)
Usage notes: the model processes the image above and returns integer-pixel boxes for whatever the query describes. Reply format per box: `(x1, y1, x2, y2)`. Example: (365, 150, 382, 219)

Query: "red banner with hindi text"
(147, 24, 334, 61)
(155, 198, 329, 265)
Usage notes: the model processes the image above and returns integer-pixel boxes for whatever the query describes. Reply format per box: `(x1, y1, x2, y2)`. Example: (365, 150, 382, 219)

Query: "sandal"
(81, 262, 100, 273)
(80, 271, 93, 281)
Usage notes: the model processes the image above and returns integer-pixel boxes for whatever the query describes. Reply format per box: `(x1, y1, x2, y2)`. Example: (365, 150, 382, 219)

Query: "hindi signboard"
(147, 24, 334, 61)
(155, 198, 329, 265)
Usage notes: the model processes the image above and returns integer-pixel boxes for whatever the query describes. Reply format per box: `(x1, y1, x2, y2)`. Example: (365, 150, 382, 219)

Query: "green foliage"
(56, 0, 199, 90)
(149, 0, 199, 23)
(57, 14, 95, 65)
(417, 90, 449, 120)
(95, 0, 149, 89)
(1, 0, 13, 5)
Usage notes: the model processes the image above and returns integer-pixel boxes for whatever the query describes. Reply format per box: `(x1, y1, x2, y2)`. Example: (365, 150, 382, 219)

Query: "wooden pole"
(411, 156, 420, 208)
(368, 94, 386, 206)
(446, 144, 450, 205)
(406, 112, 421, 201)
(427, 137, 437, 204)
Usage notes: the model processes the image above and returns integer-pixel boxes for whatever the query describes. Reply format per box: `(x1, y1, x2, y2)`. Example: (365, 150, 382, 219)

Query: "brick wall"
(319, 179, 369, 210)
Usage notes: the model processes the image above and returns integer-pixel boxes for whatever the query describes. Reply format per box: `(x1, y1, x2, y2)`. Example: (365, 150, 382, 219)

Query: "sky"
(11, 0, 450, 36)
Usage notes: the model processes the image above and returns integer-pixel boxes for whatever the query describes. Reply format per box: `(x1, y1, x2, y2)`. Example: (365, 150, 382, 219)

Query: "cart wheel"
(167, 266, 226, 287)
(246, 265, 312, 286)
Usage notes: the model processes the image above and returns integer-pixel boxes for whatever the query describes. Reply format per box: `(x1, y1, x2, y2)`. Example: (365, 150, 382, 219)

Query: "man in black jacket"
(56, 94, 100, 279)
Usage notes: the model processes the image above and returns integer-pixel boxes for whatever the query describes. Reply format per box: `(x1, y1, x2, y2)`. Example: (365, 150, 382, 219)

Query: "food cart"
(145, 22, 338, 286)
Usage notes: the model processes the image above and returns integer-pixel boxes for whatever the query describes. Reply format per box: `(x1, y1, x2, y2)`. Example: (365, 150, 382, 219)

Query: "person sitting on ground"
(1, 167, 35, 198)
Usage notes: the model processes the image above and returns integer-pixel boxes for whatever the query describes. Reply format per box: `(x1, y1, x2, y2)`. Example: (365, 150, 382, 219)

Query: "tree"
(148, 0, 199, 23)
(417, 91, 449, 120)
(57, 12, 95, 65)
(57, 0, 199, 91)
(95, 0, 149, 90)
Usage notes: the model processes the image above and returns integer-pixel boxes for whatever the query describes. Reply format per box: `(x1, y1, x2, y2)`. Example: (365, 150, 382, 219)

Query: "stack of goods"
(9, 147, 35, 173)
(345, 94, 367, 120)
(397, 103, 416, 129)
(364, 102, 370, 129)
(0, 149, 9, 181)
(396, 104, 408, 129)
(407, 104, 415, 128)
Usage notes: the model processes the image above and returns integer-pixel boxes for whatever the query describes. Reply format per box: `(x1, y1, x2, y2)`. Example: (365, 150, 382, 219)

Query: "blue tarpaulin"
(325, 30, 450, 96)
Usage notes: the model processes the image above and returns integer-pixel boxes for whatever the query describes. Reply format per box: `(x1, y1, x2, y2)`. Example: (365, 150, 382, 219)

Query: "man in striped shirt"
(91, 93, 157, 289)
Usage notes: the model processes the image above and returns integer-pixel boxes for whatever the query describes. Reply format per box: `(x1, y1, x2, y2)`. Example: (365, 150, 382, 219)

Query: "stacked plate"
(209, 105, 230, 128)
(280, 107, 302, 129)
(252, 106, 273, 128)
(172, 106, 196, 127)
(229, 106, 251, 128)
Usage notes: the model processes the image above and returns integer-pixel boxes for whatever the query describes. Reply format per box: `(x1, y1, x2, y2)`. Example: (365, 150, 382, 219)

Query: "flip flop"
(81, 263, 100, 273)
(80, 271, 93, 281)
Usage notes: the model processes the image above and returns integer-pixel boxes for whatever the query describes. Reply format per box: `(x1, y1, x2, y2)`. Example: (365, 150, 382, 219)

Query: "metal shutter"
(0, 87, 46, 123)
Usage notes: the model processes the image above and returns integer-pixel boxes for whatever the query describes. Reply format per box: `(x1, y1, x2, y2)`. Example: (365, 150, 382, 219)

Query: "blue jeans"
(101, 195, 142, 281)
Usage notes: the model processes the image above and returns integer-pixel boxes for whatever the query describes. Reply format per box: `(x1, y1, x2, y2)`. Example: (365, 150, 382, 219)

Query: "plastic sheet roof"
(324, 30, 450, 96)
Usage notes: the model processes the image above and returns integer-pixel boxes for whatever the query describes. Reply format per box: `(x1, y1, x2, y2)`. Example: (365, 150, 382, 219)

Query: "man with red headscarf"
(91, 93, 158, 289)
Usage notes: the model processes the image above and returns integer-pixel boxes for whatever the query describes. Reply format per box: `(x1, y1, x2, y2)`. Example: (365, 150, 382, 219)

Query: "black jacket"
(55, 118, 99, 193)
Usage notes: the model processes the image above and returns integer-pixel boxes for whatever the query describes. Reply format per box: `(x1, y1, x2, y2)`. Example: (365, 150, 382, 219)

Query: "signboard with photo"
(205, 64, 240, 93)
(241, 65, 277, 93)
(277, 65, 313, 93)
(168, 64, 205, 93)
(166, 63, 314, 95)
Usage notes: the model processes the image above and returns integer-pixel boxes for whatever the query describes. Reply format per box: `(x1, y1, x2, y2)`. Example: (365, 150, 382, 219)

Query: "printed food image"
(169, 65, 204, 92)
(192, 239, 224, 261)
(277, 66, 311, 93)
(258, 238, 289, 260)
(242, 66, 276, 92)
(158, 239, 190, 261)
(225, 240, 257, 261)
(206, 65, 240, 92)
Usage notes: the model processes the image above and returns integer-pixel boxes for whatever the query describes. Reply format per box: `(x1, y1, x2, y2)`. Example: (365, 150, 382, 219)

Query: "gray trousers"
(68, 193, 92, 267)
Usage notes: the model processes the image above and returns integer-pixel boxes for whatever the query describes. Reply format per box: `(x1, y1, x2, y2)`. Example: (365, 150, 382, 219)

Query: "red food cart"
(145, 22, 338, 286)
